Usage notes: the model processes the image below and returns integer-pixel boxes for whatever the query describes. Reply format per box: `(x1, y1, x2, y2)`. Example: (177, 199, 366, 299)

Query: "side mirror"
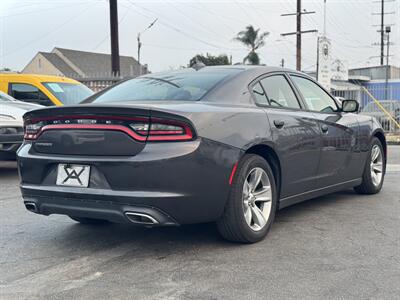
(342, 100, 359, 113)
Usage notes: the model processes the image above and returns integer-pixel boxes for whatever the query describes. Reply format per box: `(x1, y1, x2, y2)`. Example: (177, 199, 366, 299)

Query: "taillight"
(147, 118, 193, 141)
(23, 116, 194, 142)
(24, 121, 45, 140)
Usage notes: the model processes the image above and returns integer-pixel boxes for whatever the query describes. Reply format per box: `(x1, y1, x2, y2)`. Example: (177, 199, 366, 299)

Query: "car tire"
(69, 216, 109, 225)
(354, 137, 386, 194)
(217, 154, 278, 243)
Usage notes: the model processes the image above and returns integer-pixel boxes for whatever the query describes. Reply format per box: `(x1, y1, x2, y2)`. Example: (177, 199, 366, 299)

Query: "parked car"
(0, 74, 93, 106)
(0, 91, 42, 160)
(17, 66, 386, 243)
(360, 100, 400, 131)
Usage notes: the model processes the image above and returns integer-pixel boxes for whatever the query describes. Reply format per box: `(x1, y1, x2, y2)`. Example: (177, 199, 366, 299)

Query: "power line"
(92, 1, 133, 51)
(142, 42, 243, 53)
(190, 2, 248, 29)
(234, 0, 258, 27)
(0, 1, 90, 18)
(167, 2, 230, 42)
(0, 3, 94, 58)
(127, 1, 244, 52)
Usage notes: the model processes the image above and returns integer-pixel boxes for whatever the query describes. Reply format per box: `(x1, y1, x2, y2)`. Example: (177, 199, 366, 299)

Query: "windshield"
(42, 82, 93, 105)
(0, 91, 16, 102)
(87, 69, 241, 103)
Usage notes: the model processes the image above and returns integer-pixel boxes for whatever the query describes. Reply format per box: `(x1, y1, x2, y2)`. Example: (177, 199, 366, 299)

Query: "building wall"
(22, 53, 63, 76)
(349, 66, 400, 80)
(362, 81, 400, 103)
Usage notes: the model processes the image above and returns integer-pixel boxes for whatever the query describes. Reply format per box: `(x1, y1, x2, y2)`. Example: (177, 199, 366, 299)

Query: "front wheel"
(217, 154, 278, 243)
(354, 137, 386, 194)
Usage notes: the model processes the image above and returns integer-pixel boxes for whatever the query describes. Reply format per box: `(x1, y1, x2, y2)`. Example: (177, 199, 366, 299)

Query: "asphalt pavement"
(0, 146, 399, 300)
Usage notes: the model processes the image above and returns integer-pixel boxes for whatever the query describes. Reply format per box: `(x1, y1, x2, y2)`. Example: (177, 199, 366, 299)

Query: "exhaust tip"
(25, 202, 38, 213)
(125, 212, 159, 225)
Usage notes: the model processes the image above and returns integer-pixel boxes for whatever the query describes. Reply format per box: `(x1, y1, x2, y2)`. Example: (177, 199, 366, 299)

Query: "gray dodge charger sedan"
(18, 66, 386, 243)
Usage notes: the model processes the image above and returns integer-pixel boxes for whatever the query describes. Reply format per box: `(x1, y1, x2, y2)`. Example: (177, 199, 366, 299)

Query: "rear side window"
(89, 69, 241, 103)
(259, 75, 301, 109)
(251, 82, 268, 105)
(291, 76, 338, 113)
(10, 83, 53, 106)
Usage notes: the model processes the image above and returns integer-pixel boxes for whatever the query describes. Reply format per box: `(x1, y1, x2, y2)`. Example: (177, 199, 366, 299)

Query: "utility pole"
(281, 0, 317, 71)
(109, 0, 120, 76)
(137, 33, 142, 74)
(323, 0, 327, 36)
(380, 0, 385, 65)
(385, 26, 391, 99)
(372, 0, 395, 65)
(137, 19, 157, 76)
(296, 0, 301, 70)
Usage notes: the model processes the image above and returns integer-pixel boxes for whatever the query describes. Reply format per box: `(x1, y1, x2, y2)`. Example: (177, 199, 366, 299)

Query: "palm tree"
(234, 25, 269, 65)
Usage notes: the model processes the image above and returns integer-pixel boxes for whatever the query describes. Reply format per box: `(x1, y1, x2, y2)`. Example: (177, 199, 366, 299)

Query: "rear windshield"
(87, 69, 241, 103)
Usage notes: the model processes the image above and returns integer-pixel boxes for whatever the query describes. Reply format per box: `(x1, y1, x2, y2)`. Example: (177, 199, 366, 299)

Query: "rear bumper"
(0, 133, 23, 144)
(0, 132, 23, 159)
(18, 139, 242, 225)
(23, 193, 178, 226)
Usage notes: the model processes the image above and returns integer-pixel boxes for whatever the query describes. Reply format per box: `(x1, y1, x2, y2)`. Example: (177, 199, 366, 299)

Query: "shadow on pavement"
(38, 189, 359, 255)
(0, 161, 18, 178)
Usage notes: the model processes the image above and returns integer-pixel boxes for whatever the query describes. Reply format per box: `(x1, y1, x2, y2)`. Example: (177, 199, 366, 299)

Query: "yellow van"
(0, 74, 93, 106)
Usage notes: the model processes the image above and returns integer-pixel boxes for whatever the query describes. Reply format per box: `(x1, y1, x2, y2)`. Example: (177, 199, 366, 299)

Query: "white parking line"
(387, 164, 400, 172)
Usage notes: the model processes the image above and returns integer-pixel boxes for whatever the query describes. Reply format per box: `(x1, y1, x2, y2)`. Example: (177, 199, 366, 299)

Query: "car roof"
(145, 65, 305, 78)
(0, 73, 80, 84)
(195, 65, 304, 76)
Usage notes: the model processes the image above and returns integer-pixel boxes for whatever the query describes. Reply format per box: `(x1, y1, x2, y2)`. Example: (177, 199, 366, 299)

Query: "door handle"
(273, 120, 285, 129)
(321, 124, 329, 133)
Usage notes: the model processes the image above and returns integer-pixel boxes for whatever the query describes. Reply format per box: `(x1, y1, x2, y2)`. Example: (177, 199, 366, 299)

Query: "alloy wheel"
(242, 167, 272, 231)
(370, 144, 383, 187)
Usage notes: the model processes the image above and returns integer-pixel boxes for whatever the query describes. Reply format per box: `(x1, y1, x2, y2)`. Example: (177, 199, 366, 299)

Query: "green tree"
(189, 53, 230, 67)
(234, 25, 269, 65)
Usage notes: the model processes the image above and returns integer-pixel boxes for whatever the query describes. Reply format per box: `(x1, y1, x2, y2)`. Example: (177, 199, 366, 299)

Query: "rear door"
(289, 74, 359, 187)
(250, 73, 321, 198)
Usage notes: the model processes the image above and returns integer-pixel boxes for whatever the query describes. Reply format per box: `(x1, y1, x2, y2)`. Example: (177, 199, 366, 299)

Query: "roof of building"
(39, 52, 79, 77)
(53, 47, 141, 77)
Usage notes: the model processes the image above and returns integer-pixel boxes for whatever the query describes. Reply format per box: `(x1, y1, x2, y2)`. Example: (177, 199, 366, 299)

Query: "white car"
(0, 91, 42, 160)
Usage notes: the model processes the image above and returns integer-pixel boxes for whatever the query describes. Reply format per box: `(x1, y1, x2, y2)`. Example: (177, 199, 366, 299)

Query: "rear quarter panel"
(134, 102, 272, 150)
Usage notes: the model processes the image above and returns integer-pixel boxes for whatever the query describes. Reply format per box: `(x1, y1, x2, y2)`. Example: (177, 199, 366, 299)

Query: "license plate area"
(56, 164, 90, 187)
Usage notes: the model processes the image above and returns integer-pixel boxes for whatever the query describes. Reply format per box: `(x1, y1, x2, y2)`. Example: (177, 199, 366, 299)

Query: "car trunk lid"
(23, 104, 195, 156)
(24, 105, 150, 156)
